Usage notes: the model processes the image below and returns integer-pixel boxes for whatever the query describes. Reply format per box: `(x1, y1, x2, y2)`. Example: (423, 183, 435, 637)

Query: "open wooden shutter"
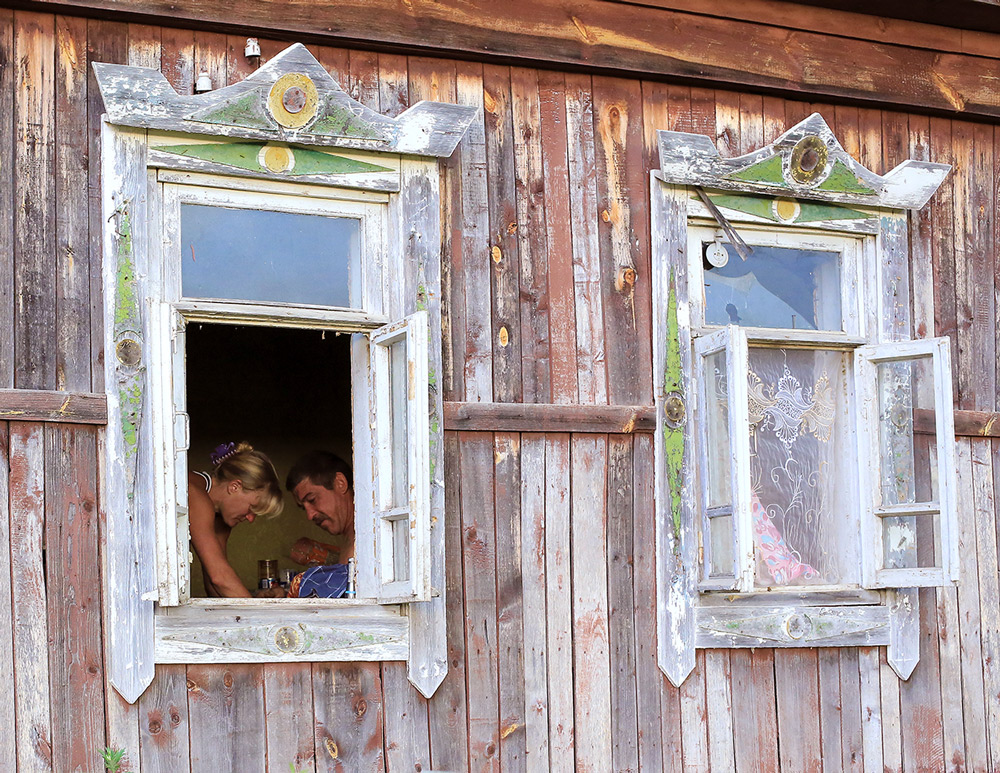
(855, 336, 957, 588)
(368, 310, 431, 601)
(694, 325, 753, 591)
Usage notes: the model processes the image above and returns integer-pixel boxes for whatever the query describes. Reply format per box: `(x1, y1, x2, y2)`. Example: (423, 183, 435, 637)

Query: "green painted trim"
(704, 193, 868, 223)
(727, 153, 786, 186)
(152, 142, 393, 176)
(113, 207, 138, 329)
(189, 90, 273, 131)
(818, 159, 876, 195)
(663, 271, 685, 546)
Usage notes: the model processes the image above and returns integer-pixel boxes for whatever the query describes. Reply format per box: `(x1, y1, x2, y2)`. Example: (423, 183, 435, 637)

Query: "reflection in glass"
(709, 514, 734, 577)
(704, 243, 842, 331)
(181, 203, 359, 307)
(882, 513, 941, 569)
(876, 356, 937, 506)
(747, 347, 856, 587)
(704, 350, 731, 510)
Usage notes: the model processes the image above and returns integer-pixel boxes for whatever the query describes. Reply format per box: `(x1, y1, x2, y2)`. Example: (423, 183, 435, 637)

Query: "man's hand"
(252, 587, 287, 598)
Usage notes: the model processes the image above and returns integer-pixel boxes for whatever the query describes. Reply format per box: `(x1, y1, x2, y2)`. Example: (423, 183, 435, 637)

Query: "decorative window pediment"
(95, 43, 475, 704)
(651, 113, 953, 687)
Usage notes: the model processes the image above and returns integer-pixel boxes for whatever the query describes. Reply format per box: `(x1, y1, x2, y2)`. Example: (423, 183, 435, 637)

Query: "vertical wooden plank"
(377, 54, 409, 118)
(193, 30, 226, 90)
(955, 438, 990, 771)
(899, 586, 945, 771)
(456, 62, 492, 403)
(705, 650, 735, 773)
(313, 663, 384, 773)
(318, 46, 350, 89)
(678, 651, 708, 772)
(264, 665, 314, 772)
(593, 75, 652, 406)
(139, 665, 192, 773)
(545, 434, 575, 772)
(428, 435, 469, 771)
(381, 663, 429, 773)
(972, 438, 1000, 769)
(188, 664, 266, 773)
(55, 15, 91, 393)
(909, 113, 935, 339)
(839, 649, 864, 772)
(952, 121, 975, 411)
(511, 66, 550, 405)
(537, 70, 577, 405)
(519, 435, 549, 772)
(348, 49, 380, 109)
(565, 73, 605, 406)
(484, 65, 522, 403)
(774, 650, 822, 772)
(571, 434, 611, 773)
(45, 424, 104, 773)
(606, 435, 639, 772)
(730, 649, 778, 773)
(879, 649, 903, 772)
(858, 648, 883, 773)
(87, 18, 127, 397)
(127, 24, 160, 68)
(14, 11, 56, 390)
(459, 431, 500, 771)
(971, 124, 996, 413)
(159, 26, 194, 95)
(494, 432, 526, 770)
(0, 11, 14, 389)
(225, 33, 256, 85)
(818, 649, 844, 773)
(0, 423, 15, 771)
(10, 422, 52, 771)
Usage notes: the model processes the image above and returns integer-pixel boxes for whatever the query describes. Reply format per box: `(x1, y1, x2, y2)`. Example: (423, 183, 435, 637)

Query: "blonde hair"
(212, 442, 284, 518)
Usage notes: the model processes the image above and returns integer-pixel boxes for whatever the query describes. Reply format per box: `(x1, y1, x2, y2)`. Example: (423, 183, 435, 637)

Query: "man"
(285, 451, 356, 598)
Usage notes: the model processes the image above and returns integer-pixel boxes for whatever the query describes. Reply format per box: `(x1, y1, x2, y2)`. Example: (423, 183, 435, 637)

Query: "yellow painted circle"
(267, 72, 319, 129)
(258, 144, 295, 173)
(772, 198, 801, 223)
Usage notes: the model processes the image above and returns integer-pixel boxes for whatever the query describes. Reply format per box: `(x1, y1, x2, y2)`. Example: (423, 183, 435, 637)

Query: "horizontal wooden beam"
(447, 402, 1000, 438)
(443, 402, 656, 434)
(0, 389, 108, 424)
(14, 0, 1000, 120)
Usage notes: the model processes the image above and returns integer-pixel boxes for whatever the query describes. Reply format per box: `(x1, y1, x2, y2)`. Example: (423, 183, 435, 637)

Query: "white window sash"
(694, 325, 753, 591)
(855, 336, 957, 587)
(369, 310, 431, 601)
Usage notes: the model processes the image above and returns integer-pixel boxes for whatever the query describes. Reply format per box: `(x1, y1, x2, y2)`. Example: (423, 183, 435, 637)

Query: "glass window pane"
(392, 517, 410, 583)
(876, 356, 938, 506)
(703, 349, 731, 510)
(181, 203, 359, 307)
(388, 338, 409, 509)
(882, 513, 942, 569)
(747, 347, 857, 587)
(708, 515, 734, 577)
(704, 243, 842, 331)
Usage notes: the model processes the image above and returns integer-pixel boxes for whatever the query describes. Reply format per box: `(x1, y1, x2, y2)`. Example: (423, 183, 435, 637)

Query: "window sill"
(155, 600, 408, 663)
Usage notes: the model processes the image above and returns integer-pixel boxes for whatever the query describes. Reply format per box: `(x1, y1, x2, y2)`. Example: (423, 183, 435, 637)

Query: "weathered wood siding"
(2, 9, 1000, 771)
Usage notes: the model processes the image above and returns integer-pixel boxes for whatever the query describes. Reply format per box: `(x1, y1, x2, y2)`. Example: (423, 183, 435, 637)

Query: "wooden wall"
(1, 8, 999, 771)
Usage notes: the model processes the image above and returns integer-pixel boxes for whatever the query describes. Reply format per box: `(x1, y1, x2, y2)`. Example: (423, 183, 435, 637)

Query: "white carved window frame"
(651, 113, 954, 687)
(94, 44, 475, 703)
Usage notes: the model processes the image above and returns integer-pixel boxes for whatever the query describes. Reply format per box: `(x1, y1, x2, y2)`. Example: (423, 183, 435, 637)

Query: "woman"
(189, 441, 283, 597)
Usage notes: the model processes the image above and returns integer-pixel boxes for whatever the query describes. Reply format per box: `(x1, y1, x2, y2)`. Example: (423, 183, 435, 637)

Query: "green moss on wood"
(114, 207, 138, 329)
(191, 90, 272, 130)
(311, 100, 387, 140)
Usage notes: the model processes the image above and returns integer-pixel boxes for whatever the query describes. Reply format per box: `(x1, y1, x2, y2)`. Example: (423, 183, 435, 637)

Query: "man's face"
(292, 474, 351, 536)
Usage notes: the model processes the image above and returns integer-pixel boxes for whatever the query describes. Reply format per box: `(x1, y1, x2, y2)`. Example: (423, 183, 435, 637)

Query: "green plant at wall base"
(100, 746, 130, 773)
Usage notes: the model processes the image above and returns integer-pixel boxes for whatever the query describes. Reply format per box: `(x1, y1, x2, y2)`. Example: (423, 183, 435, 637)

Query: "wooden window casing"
(651, 113, 954, 687)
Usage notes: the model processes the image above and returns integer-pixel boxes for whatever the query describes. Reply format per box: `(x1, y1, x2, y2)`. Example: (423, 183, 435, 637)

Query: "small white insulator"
(245, 38, 261, 58)
(194, 71, 213, 93)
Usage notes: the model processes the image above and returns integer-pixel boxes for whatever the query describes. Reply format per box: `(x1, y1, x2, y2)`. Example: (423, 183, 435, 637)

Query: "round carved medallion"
(788, 135, 829, 185)
(267, 73, 319, 129)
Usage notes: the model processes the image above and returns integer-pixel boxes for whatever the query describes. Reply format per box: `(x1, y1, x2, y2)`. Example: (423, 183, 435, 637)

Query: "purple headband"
(210, 442, 237, 466)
